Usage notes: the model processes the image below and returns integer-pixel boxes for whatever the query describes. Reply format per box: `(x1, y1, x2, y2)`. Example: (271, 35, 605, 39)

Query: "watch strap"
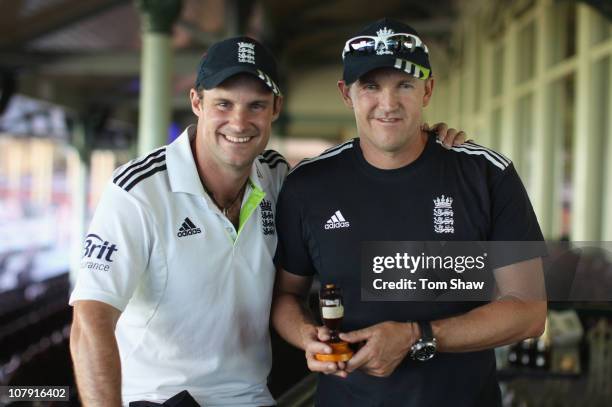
(417, 320, 433, 341)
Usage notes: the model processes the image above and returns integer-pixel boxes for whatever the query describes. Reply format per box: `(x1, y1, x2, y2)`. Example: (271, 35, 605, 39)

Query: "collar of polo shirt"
(165, 125, 268, 234)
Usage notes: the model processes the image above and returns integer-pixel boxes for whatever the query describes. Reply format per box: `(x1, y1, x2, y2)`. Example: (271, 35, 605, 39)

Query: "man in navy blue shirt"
(272, 18, 547, 406)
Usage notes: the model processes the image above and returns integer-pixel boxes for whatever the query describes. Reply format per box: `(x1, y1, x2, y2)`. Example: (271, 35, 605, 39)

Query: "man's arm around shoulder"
(70, 300, 122, 407)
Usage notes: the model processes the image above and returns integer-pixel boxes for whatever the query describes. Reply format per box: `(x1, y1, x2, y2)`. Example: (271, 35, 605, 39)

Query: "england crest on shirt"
(433, 195, 454, 234)
(260, 199, 275, 235)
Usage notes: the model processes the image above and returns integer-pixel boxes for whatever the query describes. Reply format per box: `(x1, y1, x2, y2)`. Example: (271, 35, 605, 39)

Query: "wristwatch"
(409, 321, 437, 361)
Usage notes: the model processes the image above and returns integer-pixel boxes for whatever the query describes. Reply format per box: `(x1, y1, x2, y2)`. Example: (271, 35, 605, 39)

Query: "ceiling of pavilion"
(0, 0, 457, 112)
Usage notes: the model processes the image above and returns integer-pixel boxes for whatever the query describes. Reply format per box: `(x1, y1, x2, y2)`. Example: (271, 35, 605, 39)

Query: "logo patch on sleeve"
(81, 233, 119, 271)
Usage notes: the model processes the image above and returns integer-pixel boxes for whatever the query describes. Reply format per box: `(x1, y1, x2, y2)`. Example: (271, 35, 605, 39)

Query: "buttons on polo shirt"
(217, 215, 237, 240)
(222, 218, 234, 231)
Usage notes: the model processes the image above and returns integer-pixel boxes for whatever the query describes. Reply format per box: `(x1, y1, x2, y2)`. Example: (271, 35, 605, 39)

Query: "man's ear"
(422, 77, 435, 107)
(271, 95, 284, 122)
(337, 80, 354, 109)
(190, 88, 203, 117)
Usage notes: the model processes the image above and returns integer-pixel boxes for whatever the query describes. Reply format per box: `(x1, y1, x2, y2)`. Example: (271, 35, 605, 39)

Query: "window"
(517, 22, 536, 84)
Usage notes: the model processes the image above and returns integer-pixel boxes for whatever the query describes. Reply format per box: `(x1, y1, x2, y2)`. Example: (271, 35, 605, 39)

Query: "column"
(530, 0, 555, 238)
(500, 23, 520, 168)
(480, 41, 494, 149)
(68, 122, 89, 285)
(89, 150, 116, 208)
(136, 0, 182, 155)
(6, 138, 24, 200)
(448, 72, 461, 128)
(601, 53, 612, 240)
(463, 24, 476, 131)
(571, 5, 603, 240)
(30, 139, 55, 209)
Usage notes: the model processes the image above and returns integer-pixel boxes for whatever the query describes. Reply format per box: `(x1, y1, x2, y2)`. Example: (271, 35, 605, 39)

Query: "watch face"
(411, 341, 437, 361)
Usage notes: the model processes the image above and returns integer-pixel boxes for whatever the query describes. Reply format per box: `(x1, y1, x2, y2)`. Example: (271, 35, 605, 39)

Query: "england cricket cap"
(195, 36, 281, 96)
(342, 18, 432, 84)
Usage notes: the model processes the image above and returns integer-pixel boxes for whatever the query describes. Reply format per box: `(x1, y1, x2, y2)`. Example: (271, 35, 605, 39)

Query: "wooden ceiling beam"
(0, 0, 126, 50)
(0, 0, 23, 30)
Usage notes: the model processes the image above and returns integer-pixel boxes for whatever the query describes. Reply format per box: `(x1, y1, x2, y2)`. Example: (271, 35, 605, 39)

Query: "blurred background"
(0, 0, 611, 405)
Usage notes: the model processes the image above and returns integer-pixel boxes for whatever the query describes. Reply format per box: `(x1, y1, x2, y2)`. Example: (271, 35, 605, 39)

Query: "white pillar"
(463, 25, 476, 131)
(136, 0, 182, 155)
(571, 5, 603, 240)
(530, 1, 555, 238)
(500, 25, 520, 168)
(448, 73, 461, 129)
(601, 52, 612, 240)
(138, 33, 173, 155)
(6, 138, 24, 198)
(90, 150, 116, 207)
(480, 42, 494, 149)
(30, 139, 54, 209)
(67, 144, 89, 286)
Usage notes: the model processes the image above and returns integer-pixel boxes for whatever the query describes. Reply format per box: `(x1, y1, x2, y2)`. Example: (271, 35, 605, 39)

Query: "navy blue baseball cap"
(195, 36, 282, 96)
(342, 18, 432, 84)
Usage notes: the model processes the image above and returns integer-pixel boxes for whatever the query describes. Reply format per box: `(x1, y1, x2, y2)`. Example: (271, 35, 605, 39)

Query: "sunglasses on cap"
(342, 33, 429, 60)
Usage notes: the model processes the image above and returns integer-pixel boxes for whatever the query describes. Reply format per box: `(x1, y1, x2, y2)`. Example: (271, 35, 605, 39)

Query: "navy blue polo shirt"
(275, 133, 544, 407)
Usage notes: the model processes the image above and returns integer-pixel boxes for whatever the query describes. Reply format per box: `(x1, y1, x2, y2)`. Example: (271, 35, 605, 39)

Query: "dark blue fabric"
(275, 134, 544, 406)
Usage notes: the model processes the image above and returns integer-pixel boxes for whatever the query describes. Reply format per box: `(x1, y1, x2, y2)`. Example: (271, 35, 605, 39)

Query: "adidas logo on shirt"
(177, 217, 202, 237)
(324, 210, 350, 230)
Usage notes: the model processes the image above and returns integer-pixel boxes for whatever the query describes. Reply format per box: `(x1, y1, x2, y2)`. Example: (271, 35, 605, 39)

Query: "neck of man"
(190, 139, 250, 207)
(360, 129, 428, 170)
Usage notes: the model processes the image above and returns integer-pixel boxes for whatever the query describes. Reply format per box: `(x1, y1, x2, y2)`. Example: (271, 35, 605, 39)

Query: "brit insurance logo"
(433, 195, 454, 234)
(177, 217, 202, 238)
(260, 199, 275, 235)
(81, 233, 118, 271)
(324, 210, 350, 230)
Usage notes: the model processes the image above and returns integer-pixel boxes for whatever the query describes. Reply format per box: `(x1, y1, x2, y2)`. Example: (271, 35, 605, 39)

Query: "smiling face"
(190, 73, 282, 175)
(338, 67, 434, 167)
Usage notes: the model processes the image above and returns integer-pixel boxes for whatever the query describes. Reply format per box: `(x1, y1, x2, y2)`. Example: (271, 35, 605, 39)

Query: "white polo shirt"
(69, 125, 288, 406)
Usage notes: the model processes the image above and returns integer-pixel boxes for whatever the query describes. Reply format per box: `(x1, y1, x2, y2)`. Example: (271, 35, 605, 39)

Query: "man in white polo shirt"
(70, 37, 286, 406)
(69, 36, 466, 406)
